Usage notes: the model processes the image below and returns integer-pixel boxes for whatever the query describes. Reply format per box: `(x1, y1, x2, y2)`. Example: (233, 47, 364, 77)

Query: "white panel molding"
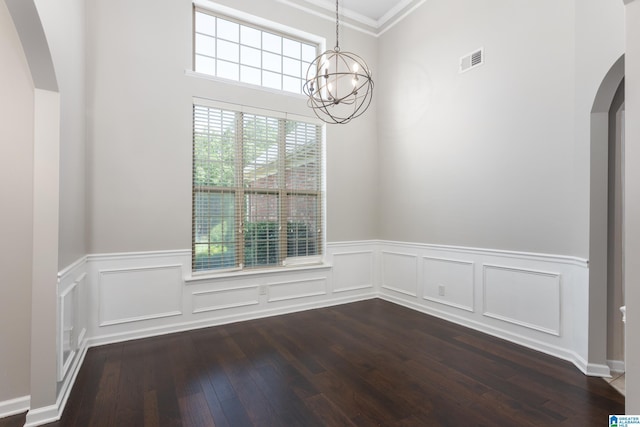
(482, 264, 561, 336)
(89, 294, 375, 348)
(267, 277, 328, 303)
(0, 395, 30, 419)
(381, 251, 418, 297)
(57, 271, 87, 383)
(332, 250, 374, 293)
(57, 280, 77, 381)
(98, 264, 183, 327)
(192, 285, 260, 314)
(381, 240, 588, 267)
(422, 256, 474, 312)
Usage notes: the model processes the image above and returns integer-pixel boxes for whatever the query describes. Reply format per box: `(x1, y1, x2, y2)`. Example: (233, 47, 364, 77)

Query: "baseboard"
(0, 395, 29, 419)
(23, 338, 91, 427)
(608, 359, 625, 374)
(584, 362, 612, 378)
(23, 403, 59, 427)
(89, 292, 376, 347)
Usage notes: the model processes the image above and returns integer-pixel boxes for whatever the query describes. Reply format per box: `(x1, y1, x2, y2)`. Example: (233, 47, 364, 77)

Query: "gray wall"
(376, 0, 624, 258)
(0, 0, 33, 403)
(85, 0, 378, 255)
(624, 0, 640, 413)
(35, 0, 87, 270)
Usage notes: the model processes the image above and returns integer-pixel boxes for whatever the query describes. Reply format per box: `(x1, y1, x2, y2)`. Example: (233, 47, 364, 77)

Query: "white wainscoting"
(36, 240, 601, 426)
(78, 241, 594, 375)
(27, 256, 91, 427)
(84, 243, 377, 347)
(377, 241, 598, 377)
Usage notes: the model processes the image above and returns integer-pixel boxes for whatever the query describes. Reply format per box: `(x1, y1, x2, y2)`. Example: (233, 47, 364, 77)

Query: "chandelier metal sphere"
(302, 0, 374, 124)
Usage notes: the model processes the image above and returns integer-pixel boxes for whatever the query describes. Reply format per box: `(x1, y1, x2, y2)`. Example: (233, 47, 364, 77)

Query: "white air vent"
(460, 48, 484, 73)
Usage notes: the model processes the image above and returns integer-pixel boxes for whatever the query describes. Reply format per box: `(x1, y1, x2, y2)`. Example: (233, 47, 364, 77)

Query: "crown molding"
(276, 0, 427, 37)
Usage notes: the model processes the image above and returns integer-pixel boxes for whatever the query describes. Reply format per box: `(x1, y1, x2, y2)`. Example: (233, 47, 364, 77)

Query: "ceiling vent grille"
(460, 48, 484, 73)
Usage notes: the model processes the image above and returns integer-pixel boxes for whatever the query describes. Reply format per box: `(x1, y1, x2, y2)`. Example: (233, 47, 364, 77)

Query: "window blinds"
(193, 102, 323, 272)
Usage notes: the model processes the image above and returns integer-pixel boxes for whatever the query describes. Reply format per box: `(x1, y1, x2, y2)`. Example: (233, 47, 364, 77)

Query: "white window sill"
(185, 262, 332, 284)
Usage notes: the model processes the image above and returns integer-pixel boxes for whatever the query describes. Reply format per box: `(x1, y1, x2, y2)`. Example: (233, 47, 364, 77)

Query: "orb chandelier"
(302, 0, 374, 124)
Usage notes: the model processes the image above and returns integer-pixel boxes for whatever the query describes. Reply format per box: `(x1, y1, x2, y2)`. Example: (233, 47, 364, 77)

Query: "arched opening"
(606, 78, 625, 392)
(589, 54, 624, 379)
(4, 0, 62, 423)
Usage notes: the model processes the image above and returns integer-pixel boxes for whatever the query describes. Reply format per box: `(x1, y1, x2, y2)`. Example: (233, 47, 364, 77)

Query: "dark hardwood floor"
(2, 299, 623, 426)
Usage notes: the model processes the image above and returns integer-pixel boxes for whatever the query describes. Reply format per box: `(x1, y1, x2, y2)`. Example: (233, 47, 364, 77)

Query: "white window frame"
(192, 1, 324, 96)
(192, 97, 326, 275)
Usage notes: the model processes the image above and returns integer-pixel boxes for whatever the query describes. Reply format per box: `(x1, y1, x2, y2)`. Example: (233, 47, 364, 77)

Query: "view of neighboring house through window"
(192, 102, 323, 272)
(194, 8, 318, 94)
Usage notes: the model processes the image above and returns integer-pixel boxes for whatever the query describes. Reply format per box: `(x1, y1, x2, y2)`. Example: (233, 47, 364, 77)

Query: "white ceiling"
(334, 0, 407, 21)
(290, 0, 421, 31)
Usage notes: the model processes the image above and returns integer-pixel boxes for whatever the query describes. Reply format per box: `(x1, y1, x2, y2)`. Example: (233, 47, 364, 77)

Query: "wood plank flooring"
(1, 299, 624, 426)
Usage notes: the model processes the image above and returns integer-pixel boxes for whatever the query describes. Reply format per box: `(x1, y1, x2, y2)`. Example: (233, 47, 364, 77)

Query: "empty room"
(1, 0, 639, 425)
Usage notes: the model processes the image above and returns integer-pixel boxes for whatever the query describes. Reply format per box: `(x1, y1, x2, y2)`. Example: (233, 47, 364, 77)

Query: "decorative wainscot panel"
(381, 251, 418, 297)
(482, 264, 561, 336)
(192, 284, 260, 314)
(331, 250, 374, 293)
(57, 258, 88, 384)
(98, 264, 183, 327)
(267, 277, 328, 303)
(422, 256, 474, 313)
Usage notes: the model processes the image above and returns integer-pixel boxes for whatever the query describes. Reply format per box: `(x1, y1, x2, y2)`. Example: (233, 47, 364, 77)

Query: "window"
(194, 8, 318, 94)
(193, 101, 323, 272)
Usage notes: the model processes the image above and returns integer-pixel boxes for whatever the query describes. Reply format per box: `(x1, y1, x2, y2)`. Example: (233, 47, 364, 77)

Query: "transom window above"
(194, 8, 318, 94)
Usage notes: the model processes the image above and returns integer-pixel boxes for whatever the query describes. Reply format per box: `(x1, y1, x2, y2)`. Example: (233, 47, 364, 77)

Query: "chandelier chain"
(335, 0, 340, 51)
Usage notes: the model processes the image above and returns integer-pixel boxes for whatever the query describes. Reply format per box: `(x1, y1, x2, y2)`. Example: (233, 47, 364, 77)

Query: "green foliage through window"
(192, 103, 322, 272)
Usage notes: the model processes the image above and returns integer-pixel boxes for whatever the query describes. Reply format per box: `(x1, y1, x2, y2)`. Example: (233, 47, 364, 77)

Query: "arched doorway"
(589, 54, 625, 380)
(607, 79, 625, 392)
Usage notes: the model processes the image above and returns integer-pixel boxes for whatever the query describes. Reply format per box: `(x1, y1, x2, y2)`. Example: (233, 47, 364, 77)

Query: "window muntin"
(194, 9, 318, 94)
(193, 103, 323, 272)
